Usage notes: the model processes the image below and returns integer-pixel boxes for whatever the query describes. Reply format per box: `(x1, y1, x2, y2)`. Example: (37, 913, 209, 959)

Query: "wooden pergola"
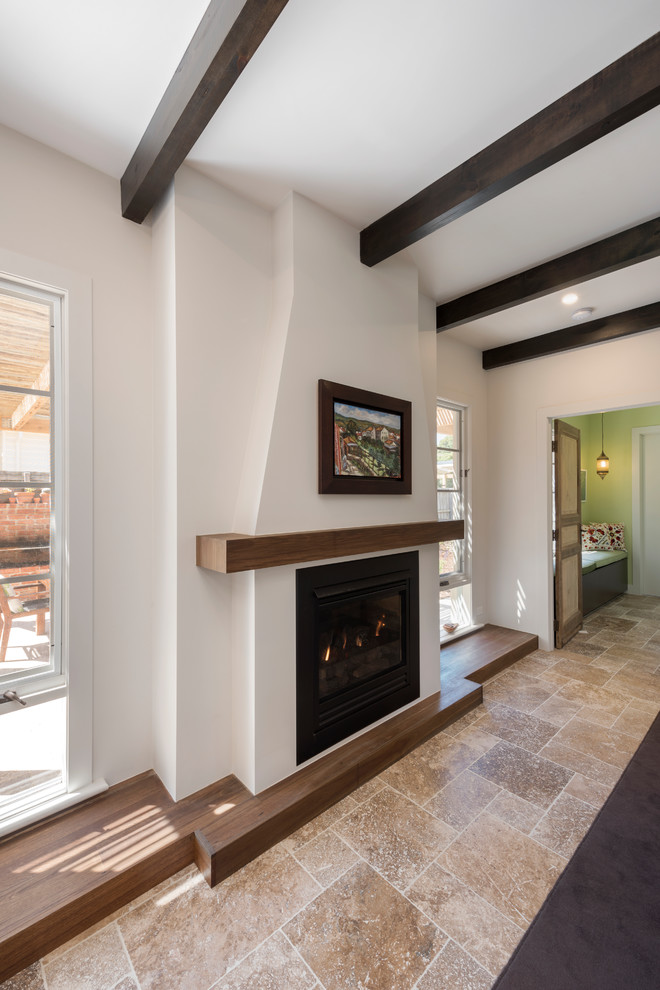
(0, 292, 51, 437)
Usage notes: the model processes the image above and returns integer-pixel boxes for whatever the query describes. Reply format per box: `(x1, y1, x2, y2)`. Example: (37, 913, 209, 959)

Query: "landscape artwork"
(333, 401, 402, 479)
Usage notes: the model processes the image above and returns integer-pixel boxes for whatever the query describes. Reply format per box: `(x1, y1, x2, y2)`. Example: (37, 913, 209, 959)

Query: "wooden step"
(194, 624, 538, 888)
(0, 771, 251, 984)
(442, 623, 539, 689)
(194, 683, 480, 887)
(0, 623, 538, 982)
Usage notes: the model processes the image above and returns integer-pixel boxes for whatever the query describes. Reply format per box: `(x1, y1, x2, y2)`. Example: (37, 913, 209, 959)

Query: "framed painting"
(318, 379, 411, 494)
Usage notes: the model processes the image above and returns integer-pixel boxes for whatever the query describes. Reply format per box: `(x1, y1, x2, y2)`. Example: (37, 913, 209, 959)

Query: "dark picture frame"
(318, 379, 412, 494)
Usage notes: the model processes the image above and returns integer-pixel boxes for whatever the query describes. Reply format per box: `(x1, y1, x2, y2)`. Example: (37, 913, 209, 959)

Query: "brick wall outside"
(0, 490, 50, 548)
(0, 491, 50, 589)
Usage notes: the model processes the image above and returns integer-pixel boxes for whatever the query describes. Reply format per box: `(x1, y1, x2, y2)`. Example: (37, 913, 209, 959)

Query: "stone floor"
(4, 594, 660, 990)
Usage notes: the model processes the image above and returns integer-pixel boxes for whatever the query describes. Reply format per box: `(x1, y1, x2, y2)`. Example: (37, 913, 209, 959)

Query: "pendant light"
(596, 413, 609, 479)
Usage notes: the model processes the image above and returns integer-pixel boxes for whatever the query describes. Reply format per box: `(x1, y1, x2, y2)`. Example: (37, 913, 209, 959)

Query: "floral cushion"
(581, 523, 626, 552)
(581, 523, 611, 550)
(608, 523, 626, 551)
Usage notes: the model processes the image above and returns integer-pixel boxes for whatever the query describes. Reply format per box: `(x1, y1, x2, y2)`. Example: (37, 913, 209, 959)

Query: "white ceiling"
(1, 0, 659, 350)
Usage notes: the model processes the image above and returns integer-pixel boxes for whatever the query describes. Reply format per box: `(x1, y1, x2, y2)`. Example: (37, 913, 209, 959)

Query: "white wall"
(434, 322, 489, 625)
(0, 124, 154, 785)
(485, 330, 660, 648)
(243, 194, 440, 792)
(151, 184, 178, 792)
(150, 167, 274, 798)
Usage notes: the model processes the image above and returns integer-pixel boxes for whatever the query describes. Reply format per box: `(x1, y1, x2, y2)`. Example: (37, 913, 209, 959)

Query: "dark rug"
(492, 711, 660, 989)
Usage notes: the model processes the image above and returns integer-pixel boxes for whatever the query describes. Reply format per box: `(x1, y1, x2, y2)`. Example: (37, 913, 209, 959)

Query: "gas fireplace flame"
(375, 614, 386, 636)
(323, 644, 331, 663)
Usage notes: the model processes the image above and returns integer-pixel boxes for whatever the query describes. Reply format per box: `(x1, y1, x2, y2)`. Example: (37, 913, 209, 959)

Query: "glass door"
(0, 280, 66, 828)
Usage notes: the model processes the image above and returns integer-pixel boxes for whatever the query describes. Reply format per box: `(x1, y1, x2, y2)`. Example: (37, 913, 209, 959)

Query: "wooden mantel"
(197, 520, 464, 573)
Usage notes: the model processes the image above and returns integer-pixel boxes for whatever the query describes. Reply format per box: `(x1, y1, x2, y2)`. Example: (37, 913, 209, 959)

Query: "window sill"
(440, 622, 485, 645)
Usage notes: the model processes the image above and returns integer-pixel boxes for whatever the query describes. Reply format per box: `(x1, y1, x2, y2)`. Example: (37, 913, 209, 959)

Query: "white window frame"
(0, 249, 93, 795)
(0, 279, 62, 690)
(437, 398, 470, 590)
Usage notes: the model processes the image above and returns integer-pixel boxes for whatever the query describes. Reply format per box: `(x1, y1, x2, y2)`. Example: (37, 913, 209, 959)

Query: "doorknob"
(1, 689, 27, 706)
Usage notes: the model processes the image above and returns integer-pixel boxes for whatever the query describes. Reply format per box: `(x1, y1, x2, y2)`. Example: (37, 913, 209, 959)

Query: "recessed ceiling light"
(562, 292, 578, 305)
(571, 307, 595, 322)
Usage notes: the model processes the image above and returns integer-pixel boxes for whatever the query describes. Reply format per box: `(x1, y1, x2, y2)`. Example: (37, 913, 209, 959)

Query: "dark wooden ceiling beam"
(482, 301, 660, 370)
(360, 32, 660, 267)
(436, 217, 660, 331)
(121, 0, 290, 224)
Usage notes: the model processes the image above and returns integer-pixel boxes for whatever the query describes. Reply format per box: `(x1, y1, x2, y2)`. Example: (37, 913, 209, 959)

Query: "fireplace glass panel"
(318, 590, 403, 701)
(296, 551, 419, 764)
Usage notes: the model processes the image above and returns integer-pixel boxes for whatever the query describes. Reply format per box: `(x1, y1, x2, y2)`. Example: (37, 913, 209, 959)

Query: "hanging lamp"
(596, 412, 609, 479)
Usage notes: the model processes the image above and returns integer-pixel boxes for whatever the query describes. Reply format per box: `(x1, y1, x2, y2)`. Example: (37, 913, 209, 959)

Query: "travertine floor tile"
(285, 861, 444, 990)
(442, 708, 484, 736)
(564, 772, 612, 808)
(439, 813, 565, 927)
(531, 792, 597, 857)
(348, 775, 385, 804)
(556, 640, 605, 659)
(0, 964, 45, 990)
(292, 829, 358, 887)
(119, 847, 319, 990)
(539, 739, 621, 786)
(509, 655, 558, 678)
(532, 668, 573, 686)
(533, 693, 582, 727)
(416, 939, 493, 990)
(42, 925, 131, 990)
(550, 659, 611, 686)
(482, 672, 555, 714)
(577, 704, 619, 728)
(335, 786, 456, 890)
(282, 795, 358, 851)
(41, 867, 199, 967)
(450, 724, 500, 756)
(408, 862, 523, 976)
(628, 697, 660, 714)
(525, 649, 560, 666)
(607, 669, 660, 704)
(381, 734, 484, 804)
(553, 717, 639, 769)
(555, 680, 628, 716)
(475, 703, 558, 753)
(212, 932, 316, 990)
(424, 770, 500, 832)
(612, 704, 657, 739)
(582, 615, 639, 635)
(588, 653, 629, 675)
(470, 741, 572, 808)
(486, 790, 545, 834)
(605, 644, 660, 665)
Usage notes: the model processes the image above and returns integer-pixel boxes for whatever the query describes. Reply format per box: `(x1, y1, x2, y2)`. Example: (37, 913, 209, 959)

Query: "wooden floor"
(0, 623, 537, 983)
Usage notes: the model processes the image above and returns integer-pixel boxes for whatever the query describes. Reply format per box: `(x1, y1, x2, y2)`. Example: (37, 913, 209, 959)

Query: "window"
(0, 281, 60, 688)
(437, 400, 472, 636)
(0, 252, 95, 833)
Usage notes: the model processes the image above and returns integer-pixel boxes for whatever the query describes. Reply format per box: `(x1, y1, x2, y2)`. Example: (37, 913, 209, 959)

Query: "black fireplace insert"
(296, 551, 420, 763)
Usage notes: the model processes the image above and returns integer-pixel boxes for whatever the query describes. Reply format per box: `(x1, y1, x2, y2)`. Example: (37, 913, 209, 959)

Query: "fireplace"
(296, 551, 420, 763)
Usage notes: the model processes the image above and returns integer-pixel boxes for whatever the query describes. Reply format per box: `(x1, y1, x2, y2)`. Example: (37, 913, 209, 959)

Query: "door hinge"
(551, 439, 557, 452)
(552, 529, 558, 542)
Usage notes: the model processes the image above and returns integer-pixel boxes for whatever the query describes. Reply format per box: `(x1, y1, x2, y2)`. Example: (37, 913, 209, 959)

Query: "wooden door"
(554, 419, 582, 647)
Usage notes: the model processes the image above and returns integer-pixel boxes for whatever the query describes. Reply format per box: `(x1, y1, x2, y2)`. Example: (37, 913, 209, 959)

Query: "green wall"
(564, 405, 660, 583)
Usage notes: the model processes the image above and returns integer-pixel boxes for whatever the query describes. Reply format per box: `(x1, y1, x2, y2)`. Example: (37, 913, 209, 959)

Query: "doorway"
(551, 403, 660, 646)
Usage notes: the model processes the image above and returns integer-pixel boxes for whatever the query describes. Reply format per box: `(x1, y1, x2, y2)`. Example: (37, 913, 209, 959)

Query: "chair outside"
(0, 577, 49, 663)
